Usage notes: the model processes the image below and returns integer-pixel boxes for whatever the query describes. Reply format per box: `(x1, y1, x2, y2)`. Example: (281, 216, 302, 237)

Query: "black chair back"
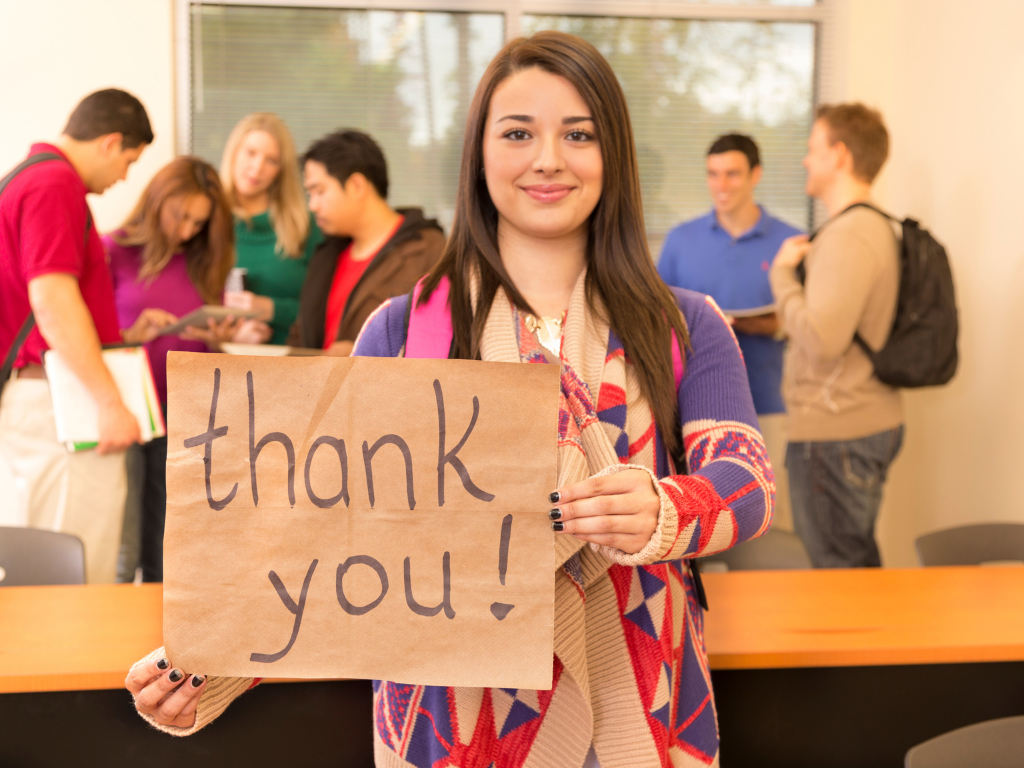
(0, 526, 86, 586)
(905, 715, 1024, 768)
(702, 528, 812, 572)
(915, 523, 1024, 566)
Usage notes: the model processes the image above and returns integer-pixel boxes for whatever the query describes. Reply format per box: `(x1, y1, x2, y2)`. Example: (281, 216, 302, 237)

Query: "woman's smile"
(519, 183, 575, 203)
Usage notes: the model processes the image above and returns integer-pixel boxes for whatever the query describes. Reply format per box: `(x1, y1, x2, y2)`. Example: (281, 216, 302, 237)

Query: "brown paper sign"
(163, 352, 558, 689)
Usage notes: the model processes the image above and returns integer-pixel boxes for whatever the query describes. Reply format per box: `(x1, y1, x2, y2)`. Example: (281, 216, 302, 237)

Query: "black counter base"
(713, 661, 1024, 767)
(2, 662, 1022, 767)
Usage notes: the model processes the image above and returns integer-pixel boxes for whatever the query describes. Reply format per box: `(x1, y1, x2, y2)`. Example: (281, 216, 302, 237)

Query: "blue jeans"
(787, 426, 904, 568)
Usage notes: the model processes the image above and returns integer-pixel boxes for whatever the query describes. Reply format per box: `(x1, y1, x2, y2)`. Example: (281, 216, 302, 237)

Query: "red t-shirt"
(322, 217, 404, 349)
(322, 245, 372, 350)
(0, 144, 122, 367)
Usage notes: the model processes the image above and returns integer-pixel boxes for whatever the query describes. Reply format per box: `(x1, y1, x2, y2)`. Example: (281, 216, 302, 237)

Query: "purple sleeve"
(351, 295, 409, 359)
(654, 290, 774, 558)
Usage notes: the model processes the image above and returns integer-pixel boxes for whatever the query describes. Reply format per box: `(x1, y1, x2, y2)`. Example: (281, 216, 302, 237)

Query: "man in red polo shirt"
(0, 89, 170, 583)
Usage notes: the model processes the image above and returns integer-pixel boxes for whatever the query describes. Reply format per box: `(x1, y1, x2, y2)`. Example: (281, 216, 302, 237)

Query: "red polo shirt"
(0, 144, 121, 368)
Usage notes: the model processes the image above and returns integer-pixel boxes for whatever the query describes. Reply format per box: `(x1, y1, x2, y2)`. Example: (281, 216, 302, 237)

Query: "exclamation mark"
(490, 514, 515, 621)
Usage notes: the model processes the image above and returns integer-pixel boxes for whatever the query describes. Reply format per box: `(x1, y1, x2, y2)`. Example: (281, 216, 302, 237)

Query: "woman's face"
(482, 67, 603, 243)
(232, 129, 282, 199)
(161, 193, 212, 247)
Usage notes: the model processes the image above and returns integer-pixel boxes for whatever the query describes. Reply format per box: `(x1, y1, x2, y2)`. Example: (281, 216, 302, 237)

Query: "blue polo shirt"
(658, 206, 802, 415)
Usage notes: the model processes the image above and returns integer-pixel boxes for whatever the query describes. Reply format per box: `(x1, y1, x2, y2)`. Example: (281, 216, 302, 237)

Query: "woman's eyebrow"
(495, 114, 594, 124)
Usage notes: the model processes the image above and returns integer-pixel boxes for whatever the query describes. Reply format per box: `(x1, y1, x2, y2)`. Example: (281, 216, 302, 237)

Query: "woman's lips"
(520, 184, 574, 203)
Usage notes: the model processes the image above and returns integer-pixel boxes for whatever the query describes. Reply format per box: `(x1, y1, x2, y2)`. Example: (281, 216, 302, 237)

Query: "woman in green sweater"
(221, 113, 322, 344)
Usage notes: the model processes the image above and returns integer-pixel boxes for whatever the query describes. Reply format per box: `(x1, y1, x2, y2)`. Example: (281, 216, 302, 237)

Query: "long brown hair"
(220, 113, 310, 258)
(420, 31, 690, 458)
(115, 157, 235, 304)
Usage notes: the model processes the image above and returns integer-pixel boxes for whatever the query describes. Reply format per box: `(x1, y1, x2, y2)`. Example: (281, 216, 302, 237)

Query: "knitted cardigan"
(132, 281, 773, 768)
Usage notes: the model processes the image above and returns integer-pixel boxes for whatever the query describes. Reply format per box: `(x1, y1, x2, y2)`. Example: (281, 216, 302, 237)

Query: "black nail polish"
(549, 491, 560, 503)
(156, 658, 169, 670)
(548, 508, 562, 521)
(551, 521, 564, 532)
(169, 669, 183, 683)
(191, 675, 206, 688)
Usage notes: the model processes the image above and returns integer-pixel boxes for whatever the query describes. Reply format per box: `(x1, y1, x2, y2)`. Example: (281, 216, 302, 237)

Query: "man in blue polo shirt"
(658, 133, 802, 527)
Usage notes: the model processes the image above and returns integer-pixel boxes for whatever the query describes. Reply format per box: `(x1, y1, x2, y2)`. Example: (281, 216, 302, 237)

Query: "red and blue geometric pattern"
(355, 286, 773, 767)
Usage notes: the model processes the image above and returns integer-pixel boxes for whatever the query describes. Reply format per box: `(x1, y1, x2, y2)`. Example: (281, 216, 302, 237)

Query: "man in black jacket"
(288, 130, 445, 354)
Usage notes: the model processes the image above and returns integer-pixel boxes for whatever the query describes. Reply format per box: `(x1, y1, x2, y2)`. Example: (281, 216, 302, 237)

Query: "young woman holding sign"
(126, 32, 773, 766)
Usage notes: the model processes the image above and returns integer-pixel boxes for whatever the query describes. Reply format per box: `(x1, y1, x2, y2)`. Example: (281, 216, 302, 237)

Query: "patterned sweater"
(133, 284, 773, 768)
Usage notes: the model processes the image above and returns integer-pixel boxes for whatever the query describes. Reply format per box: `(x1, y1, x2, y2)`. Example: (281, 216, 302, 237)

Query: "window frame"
(174, 0, 842, 230)
(173, 0, 838, 152)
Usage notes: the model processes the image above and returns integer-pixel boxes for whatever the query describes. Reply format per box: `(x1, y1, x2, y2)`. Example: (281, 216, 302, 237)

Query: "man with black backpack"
(0, 89, 171, 583)
(770, 103, 908, 568)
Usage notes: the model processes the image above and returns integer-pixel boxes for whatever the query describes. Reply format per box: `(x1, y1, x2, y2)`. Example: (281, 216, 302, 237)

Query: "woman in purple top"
(105, 156, 236, 583)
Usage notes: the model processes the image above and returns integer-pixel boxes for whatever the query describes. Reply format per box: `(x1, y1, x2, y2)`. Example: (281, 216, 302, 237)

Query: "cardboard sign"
(163, 352, 559, 689)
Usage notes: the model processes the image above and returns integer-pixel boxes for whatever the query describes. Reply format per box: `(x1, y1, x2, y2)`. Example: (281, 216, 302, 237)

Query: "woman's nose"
(532, 134, 563, 175)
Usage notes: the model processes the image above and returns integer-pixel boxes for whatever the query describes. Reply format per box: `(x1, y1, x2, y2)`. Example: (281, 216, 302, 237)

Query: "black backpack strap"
(0, 314, 36, 395)
(689, 559, 709, 612)
(0, 152, 63, 196)
(853, 332, 877, 359)
(0, 152, 93, 395)
(799, 202, 895, 285)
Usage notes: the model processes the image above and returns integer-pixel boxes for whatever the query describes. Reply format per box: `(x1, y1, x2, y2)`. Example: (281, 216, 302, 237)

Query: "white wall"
(840, 0, 1024, 566)
(0, 0, 176, 232)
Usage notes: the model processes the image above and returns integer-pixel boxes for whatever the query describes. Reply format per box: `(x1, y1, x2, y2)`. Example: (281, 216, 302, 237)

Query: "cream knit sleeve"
(129, 647, 256, 737)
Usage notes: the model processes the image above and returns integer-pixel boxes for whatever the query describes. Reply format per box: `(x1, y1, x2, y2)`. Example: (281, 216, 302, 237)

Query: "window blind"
(521, 14, 816, 246)
(190, 5, 816, 243)
(190, 5, 505, 230)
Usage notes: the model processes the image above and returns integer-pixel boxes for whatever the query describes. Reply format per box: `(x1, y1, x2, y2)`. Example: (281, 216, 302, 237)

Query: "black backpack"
(804, 202, 958, 388)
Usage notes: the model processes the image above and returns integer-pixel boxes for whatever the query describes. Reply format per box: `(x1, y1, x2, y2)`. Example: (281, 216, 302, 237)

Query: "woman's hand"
(180, 316, 241, 351)
(232, 319, 273, 344)
(125, 656, 208, 729)
(224, 290, 274, 322)
(122, 308, 178, 345)
(549, 469, 661, 554)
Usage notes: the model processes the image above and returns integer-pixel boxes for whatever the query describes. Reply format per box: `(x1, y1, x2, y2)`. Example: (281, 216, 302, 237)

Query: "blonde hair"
(220, 113, 310, 258)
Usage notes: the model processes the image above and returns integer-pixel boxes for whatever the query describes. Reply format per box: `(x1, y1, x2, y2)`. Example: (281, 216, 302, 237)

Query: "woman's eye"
(503, 129, 530, 141)
(566, 130, 595, 142)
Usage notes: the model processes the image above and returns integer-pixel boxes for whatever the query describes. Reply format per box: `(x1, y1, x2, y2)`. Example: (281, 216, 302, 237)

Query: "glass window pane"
(191, 5, 505, 231)
(521, 15, 815, 246)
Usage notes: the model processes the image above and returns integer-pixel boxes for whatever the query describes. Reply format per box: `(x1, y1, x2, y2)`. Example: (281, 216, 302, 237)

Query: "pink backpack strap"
(405, 275, 453, 359)
(406, 274, 685, 387)
(671, 328, 684, 394)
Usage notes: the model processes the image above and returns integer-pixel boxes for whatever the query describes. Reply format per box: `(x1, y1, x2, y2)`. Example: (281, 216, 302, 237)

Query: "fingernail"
(156, 658, 169, 670)
(551, 521, 564, 532)
(548, 508, 562, 521)
(191, 675, 206, 688)
(169, 669, 184, 683)
(549, 491, 560, 503)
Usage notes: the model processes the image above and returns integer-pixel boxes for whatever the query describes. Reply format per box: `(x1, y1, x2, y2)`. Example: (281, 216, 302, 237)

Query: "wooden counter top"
(702, 565, 1024, 670)
(2, 566, 1023, 693)
(0, 583, 162, 693)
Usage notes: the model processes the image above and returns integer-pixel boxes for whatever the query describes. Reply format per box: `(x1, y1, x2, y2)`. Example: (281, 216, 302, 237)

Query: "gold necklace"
(524, 313, 564, 358)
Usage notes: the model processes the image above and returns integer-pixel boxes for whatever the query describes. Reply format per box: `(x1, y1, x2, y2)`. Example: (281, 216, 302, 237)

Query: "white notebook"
(43, 347, 166, 452)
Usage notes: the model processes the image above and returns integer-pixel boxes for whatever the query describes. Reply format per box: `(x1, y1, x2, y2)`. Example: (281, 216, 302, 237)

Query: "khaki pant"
(757, 412, 792, 532)
(0, 377, 126, 584)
